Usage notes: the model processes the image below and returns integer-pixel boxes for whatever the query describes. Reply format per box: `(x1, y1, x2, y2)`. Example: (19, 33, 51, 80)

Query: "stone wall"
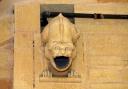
(1, 0, 128, 17)
(0, 16, 13, 89)
(75, 3, 128, 89)
(0, 0, 128, 89)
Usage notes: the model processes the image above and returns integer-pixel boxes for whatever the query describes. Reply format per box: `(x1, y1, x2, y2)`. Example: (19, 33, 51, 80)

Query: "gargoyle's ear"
(41, 25, 49, 45)
(72, 25, 80, 44)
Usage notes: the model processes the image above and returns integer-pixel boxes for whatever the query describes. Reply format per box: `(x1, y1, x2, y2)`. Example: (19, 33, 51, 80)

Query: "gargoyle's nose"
(61, 50, 65, 55)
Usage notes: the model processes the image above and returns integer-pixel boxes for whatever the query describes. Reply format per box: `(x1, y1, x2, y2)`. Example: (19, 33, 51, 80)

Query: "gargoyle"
(41, 13, 80, 77)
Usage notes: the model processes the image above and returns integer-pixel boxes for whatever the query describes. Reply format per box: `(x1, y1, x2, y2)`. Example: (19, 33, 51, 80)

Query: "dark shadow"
(54, 56, 69, 69)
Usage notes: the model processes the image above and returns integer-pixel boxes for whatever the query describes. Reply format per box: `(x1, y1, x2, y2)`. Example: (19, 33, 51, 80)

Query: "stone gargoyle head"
(41, 14, 79, 76)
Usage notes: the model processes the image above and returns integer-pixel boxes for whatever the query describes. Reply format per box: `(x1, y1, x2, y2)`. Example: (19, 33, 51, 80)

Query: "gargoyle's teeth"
(54, 56, 69, 69)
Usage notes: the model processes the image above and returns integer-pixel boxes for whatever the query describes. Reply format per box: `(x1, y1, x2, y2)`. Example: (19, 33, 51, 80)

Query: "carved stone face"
(42, 14, 79, 74)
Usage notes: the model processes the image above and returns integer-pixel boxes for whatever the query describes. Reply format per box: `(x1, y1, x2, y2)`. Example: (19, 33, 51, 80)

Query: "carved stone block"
(41, 14, 80, 77)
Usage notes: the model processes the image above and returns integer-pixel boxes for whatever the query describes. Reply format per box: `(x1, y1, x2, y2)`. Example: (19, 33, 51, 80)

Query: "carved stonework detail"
(41, 13, 80, 77)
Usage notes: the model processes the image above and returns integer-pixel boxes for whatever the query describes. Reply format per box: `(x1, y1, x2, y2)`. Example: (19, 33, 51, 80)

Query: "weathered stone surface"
(14, 32, 33, 89)
(89, 68, 128, 82)
(0, 79, 10, 89)
(75, 3, 128, 89)
(75, 3, 128, 14)
(15, 1, 40, 32)
(0, 50, 9, 79)
(0, 16, 12, 44)
(0, 16, 13, 89)
(90, 84, 128, 89)
(98, 0, 128, 3)
(89, 56, 128, 66)
(1, 1, 128, 89)
(13, 1, 40, 89)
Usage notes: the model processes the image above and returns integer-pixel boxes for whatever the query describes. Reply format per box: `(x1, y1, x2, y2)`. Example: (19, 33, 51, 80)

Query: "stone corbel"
(41, 13, 80, 77)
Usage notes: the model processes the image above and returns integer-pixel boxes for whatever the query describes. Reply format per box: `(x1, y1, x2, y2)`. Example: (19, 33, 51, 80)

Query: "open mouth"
(54, 56, 69, 69)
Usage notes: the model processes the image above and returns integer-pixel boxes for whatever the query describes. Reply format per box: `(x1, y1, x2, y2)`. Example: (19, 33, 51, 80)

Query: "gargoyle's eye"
(54, 46, 61, 50)
(65, 47, 73, 51)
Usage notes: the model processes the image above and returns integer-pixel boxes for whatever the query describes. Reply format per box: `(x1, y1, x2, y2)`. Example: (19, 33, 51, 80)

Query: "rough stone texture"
(0, 16, 12, 44)
(0, 80, 10, 89)
(15, 2, 40, 32)
(30, 2, 128, 89)
(75, 3, 128, 89)
(0, 1, 128, 89)
(98, 0, 128, 3)
(13, 2, 40, 89)
(1, 0, 128, 17)
(0, 16, 13, 89)
(14, 32, 33, 89)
